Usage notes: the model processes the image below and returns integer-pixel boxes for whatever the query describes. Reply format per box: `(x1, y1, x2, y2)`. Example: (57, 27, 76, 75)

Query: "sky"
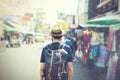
(30, 0, 78, 24)
(30, 0, 77, 14)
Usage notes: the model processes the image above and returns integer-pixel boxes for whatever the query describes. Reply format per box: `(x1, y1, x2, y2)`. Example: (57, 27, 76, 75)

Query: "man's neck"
(52, 39, 61, 42)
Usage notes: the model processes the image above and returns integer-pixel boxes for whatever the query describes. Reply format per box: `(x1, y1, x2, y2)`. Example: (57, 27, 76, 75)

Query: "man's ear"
(51, 37, 54, 41)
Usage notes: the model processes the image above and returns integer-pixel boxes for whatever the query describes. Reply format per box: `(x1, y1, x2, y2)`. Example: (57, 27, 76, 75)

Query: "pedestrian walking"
(40, 25, 73, 80)
(62, 36, 72, 48)
(26, 36, 31, 45)
(64, 38, 72, 47)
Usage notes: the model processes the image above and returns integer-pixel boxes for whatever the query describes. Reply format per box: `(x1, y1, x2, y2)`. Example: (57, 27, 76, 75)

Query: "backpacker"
(44, 43, 68, 80)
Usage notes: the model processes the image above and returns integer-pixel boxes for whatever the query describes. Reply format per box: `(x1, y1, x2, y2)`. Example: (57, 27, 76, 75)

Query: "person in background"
(62, 36, 72, 48)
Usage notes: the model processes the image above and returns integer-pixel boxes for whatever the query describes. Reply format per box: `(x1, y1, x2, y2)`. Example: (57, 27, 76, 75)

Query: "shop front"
(106, 23, 120, 80)
(75, 14, 120, 80)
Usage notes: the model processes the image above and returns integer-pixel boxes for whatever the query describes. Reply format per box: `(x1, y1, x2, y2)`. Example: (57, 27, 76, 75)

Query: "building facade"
(77, 0, 89, 25)
(88, 0, 120, 20)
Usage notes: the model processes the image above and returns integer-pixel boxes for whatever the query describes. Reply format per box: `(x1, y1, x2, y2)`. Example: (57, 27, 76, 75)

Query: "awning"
(0, 21, 20, 32)
(80, 24, 109, 28)
(6, 21, 28, 34)
(110, 23, 120, 31)
(87, 14, 120, 25)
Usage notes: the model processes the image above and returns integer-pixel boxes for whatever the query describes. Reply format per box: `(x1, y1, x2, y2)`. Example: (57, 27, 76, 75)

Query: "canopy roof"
(110, 23, 120, 31)
(0, 21, 24, 34)
(6, 21, 28, 34)
(87, 14, 120, 25)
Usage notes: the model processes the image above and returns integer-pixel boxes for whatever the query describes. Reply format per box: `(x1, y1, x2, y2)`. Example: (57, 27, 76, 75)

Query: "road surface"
(0, 42, 104, 80)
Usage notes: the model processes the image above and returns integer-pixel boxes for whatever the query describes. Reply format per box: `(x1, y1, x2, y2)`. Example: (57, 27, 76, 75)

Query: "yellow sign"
(57, 22, 70, 32)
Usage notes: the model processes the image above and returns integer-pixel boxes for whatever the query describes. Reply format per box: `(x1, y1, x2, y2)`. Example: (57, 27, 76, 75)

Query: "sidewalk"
(74, 56, 107, 80)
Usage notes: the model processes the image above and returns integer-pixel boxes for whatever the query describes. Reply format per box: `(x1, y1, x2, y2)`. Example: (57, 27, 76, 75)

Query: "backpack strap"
(58, 43, 66, 80)
(47, 43, 65, 80)
(58, 49, 62, 80)
(58, 43, 65, 49)
(46, 43, 65, 51)
(47, 50, 54, 80)
(46, 44, 52, 51)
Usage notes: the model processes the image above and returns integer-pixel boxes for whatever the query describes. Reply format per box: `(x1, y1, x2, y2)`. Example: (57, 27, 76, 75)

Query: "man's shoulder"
(43, 43, 51, 49)
(43, 42, 70, 50)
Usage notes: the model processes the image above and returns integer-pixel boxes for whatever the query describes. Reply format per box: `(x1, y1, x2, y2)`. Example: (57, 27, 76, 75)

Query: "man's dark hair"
(52, 35, 62, 39)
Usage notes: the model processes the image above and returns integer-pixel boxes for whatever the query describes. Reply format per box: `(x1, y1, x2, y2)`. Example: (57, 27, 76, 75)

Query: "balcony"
(97, 0, 112, 9)
(97, 0, 118, 14)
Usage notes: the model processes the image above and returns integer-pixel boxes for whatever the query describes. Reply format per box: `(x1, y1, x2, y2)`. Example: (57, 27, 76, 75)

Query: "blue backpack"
(44, 43, 69, 80)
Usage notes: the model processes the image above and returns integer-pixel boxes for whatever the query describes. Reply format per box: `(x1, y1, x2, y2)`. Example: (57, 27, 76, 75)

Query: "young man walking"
(40, 25, 73, 80)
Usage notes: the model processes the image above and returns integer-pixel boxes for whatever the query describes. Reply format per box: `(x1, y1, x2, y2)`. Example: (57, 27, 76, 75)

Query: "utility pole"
(77, 0, 80, 26)
(119, 0, 120, 11)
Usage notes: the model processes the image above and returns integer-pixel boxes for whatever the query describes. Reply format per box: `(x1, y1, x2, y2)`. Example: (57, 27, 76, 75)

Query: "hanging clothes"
(99, 32, 105, 45)
(82, 29, 91, 47)
(89, 30, 101, 59)
(81, 29, 92, 63)
(106, 31, 118, 80)
(87, 45, 99, 69)
(116, 30, 120, 56)
(89, 45, 99, 60)
(107, 30, 115, 51)
(115, 30, 120, 80)
(90, 30, 101, 45)
(95, 45, 108, 68)
(108, 24, 120, 80)
(106, 53, 118, 80)
(87, 30, 101, 69)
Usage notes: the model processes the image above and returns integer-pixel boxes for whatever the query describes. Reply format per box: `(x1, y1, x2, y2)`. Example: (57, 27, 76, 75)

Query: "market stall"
(106, 23, 120, 80)
(75, 14, 120, 80)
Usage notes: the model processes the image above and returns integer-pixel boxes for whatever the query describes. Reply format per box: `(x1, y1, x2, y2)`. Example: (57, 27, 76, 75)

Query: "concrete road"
(0, 43, 44, 80)
(0, 41, 102, 80)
